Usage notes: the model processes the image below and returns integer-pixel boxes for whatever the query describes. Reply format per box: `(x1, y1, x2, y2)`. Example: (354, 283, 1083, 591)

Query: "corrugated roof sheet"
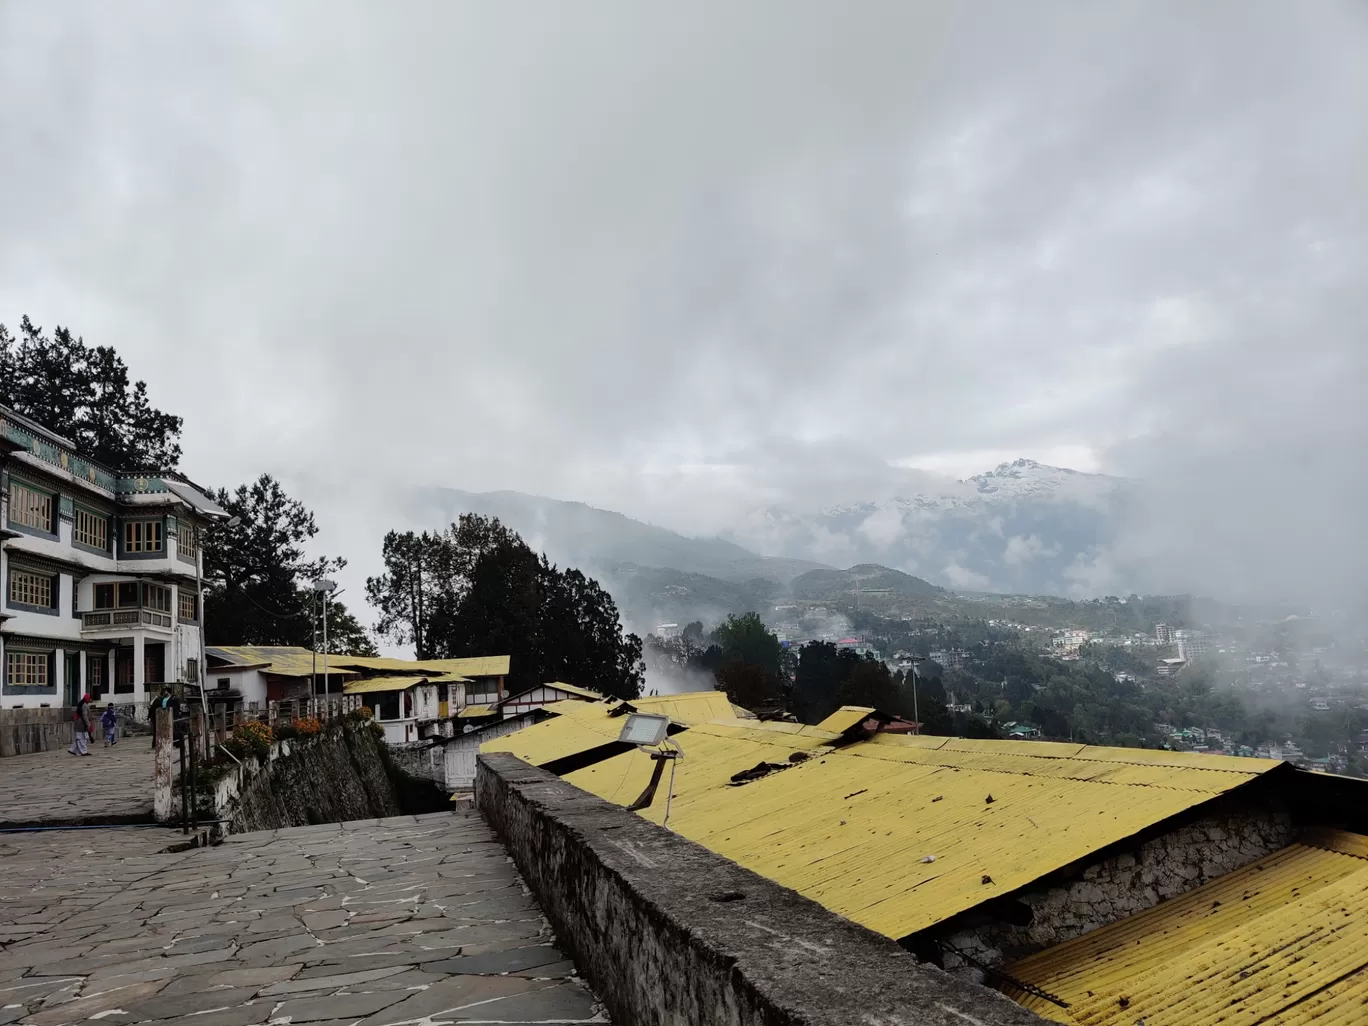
(328, 655, 511, 677)
(458, 704, 494, 718)
(205, 646, 360, 678)
(481, 704, 628, 765)
(564, 719, 838, 810)
(537, 682, 603, 701)
(631, 690, 737, 724)
(544, 725, 1279, 940)
(1001, 829, 1368, 1026)
(344, 675, 439, 695)
(816, 705, 877, 734)
(479, 690, 738, 766)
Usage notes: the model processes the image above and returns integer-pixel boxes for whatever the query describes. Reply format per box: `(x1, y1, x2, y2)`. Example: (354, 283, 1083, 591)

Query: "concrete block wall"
(476, 752, 1049, 1026)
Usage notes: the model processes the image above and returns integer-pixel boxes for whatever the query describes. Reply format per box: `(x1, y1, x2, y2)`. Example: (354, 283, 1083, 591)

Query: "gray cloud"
(1, 1, 1363, 615)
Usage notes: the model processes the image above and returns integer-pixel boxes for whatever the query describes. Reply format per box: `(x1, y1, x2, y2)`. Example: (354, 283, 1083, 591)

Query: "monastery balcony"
(80, 608, 175, 634)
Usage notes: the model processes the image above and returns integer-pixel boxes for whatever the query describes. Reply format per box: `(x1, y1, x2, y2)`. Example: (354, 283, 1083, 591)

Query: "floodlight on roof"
(618, 713, 670, 747)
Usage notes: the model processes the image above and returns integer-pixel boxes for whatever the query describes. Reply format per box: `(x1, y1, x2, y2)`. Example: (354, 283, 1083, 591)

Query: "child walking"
(101, 703, 118, 747)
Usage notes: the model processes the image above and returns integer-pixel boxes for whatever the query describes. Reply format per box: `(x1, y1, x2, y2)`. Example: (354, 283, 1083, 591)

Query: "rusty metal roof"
(1001, 828, 1368, 1026)
(554, 729, 1280, 940)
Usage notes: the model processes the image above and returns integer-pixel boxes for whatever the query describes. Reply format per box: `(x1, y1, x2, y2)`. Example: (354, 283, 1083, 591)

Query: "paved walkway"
(0, 810, 604, 1025)
(0, 740, 165, 827)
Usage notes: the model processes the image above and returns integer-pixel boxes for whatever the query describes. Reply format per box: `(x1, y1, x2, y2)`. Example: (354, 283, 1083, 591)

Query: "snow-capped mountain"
(727, 459, 1127, 597)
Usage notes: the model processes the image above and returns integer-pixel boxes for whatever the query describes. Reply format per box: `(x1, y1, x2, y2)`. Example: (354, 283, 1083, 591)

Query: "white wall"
(444, 716, 536, 790)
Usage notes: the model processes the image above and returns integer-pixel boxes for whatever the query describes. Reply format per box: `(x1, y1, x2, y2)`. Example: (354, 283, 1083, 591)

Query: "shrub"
(274, 722, 299, 741)
(345, 705, 373, 724)
(221, 719, 273, 760)
(294, 716, 322, 738)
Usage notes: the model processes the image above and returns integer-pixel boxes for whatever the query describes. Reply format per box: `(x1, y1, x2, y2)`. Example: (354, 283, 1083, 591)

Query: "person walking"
(100, 703, 118, 747)
(68, 693, 93, 756)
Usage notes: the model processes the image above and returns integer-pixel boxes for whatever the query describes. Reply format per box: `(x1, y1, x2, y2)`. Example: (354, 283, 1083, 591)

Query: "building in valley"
(1, 405, 224, 712)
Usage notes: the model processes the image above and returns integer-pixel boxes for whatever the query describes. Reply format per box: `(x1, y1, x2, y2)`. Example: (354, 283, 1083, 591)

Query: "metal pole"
(312, 591, 318, 694)
(322, 591, 328, 700)
(188, 730, 197, 830)
(912, 667, 920, 735)
(179, 738, 188, 834)
(195, 522, 209, 753)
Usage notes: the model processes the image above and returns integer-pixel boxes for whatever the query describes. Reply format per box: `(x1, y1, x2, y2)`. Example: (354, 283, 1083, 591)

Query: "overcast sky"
(1, 1, 1364, 610)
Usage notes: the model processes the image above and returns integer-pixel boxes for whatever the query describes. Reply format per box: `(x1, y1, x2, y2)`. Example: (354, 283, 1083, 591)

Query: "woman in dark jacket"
(68, 693, 93, 756)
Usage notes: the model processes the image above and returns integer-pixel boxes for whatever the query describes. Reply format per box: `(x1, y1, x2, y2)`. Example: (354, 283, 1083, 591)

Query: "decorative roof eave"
(0, 406, 219, 514)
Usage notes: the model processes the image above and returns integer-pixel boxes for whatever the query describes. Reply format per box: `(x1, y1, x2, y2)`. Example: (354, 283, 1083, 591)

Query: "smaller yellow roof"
(328, 655, 510, 678)
(343, 675, 459, 695)
(541, 682, 603, 701)
(631, 690, 737, 724)
(816, 706, 878, 734)
(458, 704, 494, 718)
(206, 646, 361, 678)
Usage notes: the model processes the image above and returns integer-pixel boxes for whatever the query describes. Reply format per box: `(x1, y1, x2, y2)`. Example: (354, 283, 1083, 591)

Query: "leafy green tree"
(710, 612, 787, 711)
(366, 531, 447, 659)
(370, 515, 644, 700)
(793, 641, 863, 723)
(713, 613, 783, 676)
(838, 659, 900, 710)
(0, 316, 183, 469)
(203, 474, 352, 648)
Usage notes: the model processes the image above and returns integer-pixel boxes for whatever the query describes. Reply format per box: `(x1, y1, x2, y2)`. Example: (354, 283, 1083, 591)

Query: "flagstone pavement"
(0, 741, 167, 827)
(0, 810, 605, 1025)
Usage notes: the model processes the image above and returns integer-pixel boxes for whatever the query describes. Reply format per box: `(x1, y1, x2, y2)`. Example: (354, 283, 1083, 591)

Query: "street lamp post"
(312, 579, 338, 703)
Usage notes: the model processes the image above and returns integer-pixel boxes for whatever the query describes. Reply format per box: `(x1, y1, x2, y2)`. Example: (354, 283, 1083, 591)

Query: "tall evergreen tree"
(203, 474, 371, 652)
(0, 317, 183, 469)
(367, 515, 644, 699)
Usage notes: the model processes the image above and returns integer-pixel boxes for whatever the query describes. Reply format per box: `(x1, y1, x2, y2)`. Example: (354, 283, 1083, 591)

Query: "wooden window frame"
(73, 506, 110, 551)
(8, 481, 54, 534)
(8, 568, 55, 611)
(6, 650, 50, 688)
(144, 583, 171, 612)
(122, 519, 164, 554)
(177, 522, 199, 562)
(178, 590, 199, 623)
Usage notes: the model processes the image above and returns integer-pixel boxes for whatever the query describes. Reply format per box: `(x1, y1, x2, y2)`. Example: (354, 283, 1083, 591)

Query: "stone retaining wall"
(476, 751, 1048, 1026)
(935, 798, 1294, 976)
(223, 723, 401, 832)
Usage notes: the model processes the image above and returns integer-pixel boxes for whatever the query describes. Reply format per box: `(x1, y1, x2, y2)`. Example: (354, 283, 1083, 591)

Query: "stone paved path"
(0, 810, 604, 1024)
(0, 741, 167, 827)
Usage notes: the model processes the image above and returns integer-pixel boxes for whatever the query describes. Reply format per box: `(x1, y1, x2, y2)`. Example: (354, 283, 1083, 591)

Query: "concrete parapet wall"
(476, 751, 1048, 1026)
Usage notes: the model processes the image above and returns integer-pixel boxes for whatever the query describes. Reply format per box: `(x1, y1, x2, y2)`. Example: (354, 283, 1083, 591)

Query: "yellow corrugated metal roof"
(479, 690, 739, 765)
(564, 720, 838, 810)
(559, 730, 1279, 941)
(481, 704, 628, 765)
(343, 676, 420, 695)
(206, 646, 361, 678)
(458, 704, 494, 718)
(816, 706, 877, 734)
(328, 655, 510, 677)
(631, 690, 737, 724)
(1001, 830, 1368, 1026)
(539, 682, 603, 701)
